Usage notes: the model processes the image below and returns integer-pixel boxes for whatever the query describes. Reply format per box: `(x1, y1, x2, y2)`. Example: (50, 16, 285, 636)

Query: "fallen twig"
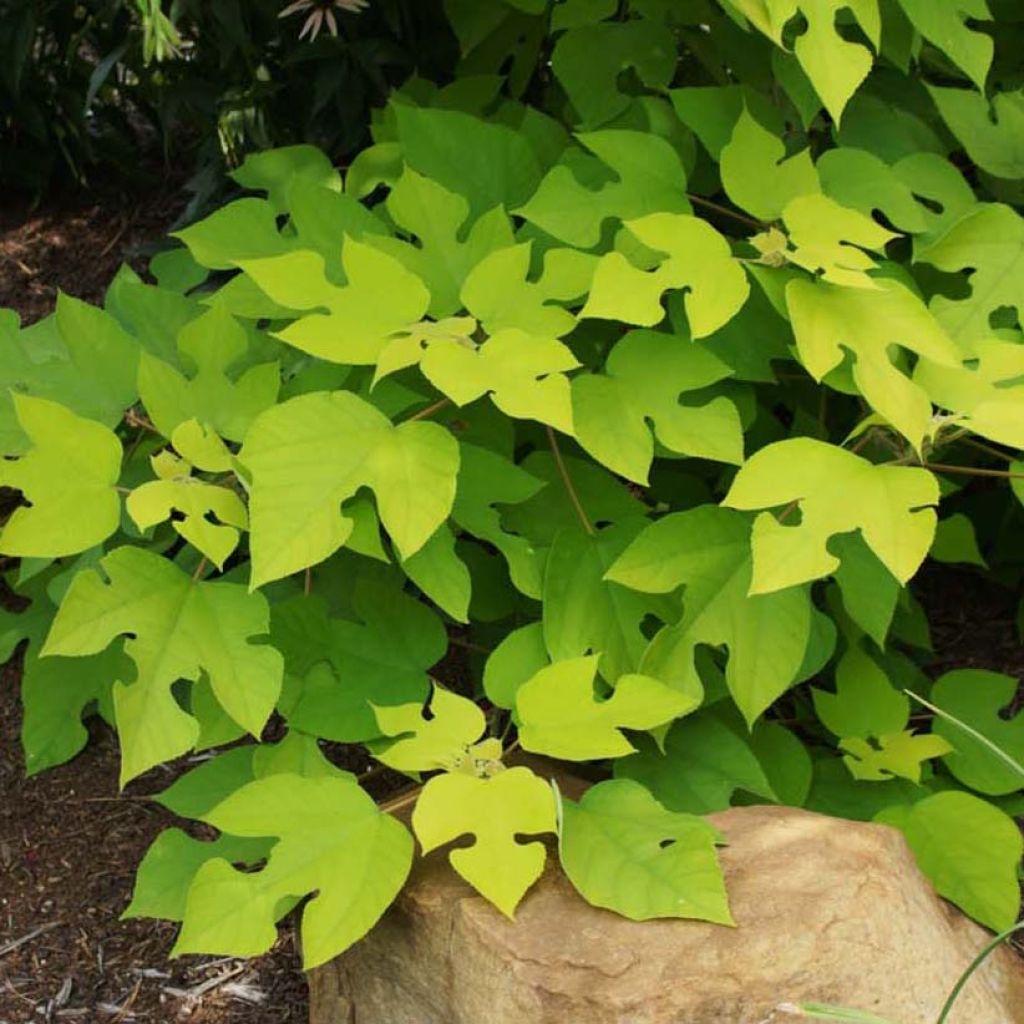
(0, 921, 64, 958)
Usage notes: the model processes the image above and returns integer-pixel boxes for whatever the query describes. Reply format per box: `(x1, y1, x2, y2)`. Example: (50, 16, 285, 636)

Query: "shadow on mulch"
(0, 176, 187, 326)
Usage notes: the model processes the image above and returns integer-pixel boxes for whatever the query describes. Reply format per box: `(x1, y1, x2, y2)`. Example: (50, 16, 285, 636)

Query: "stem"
(688, 193, 767, 231)
(922, 461, 1024, 481)
(405, 397, 451, 422)
(124, 408, 159, 434)
(304, 567, 312, 597)
(546, 426, 595, 537)
(935, 921, 1024, 1024)
(946, 433, 1015, 464)
(191, 557, 209, 582)
(905, 690, 1024, 782)
(379, 785, 422, 817)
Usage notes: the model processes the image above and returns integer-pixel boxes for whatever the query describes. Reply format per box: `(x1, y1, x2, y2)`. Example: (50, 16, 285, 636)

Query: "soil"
(0, 178, 187, 325)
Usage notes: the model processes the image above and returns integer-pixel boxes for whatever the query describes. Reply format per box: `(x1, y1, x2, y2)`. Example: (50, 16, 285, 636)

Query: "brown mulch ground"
(0, 178, 187, 325)
(0, 182, 315, 1023)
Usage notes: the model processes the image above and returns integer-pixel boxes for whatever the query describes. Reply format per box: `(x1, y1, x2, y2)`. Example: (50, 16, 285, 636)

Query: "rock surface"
(309, 805, 1024, 1024)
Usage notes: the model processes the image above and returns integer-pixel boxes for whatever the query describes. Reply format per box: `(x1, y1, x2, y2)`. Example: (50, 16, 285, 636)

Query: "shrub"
(4, 0, 1024, 969)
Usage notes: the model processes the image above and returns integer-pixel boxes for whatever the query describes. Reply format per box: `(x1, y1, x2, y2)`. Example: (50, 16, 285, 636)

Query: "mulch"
(1, 182, 1022, 1023)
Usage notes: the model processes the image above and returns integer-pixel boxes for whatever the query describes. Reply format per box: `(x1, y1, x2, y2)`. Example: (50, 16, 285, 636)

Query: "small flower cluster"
(278, 0, 369, 41)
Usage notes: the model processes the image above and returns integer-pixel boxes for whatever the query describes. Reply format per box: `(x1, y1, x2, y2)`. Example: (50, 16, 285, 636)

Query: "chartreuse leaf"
(720, 107, 820, 221)
(175, 774, 414, 969)
(127, 449, 247, 569)
(572, 329, 744, 484)
(42, 546, 283, 784)
(418, 327, 578, 433)
(232, 143, 341, 212)
(779, 194, 895, 289)
(841, 731, 952, 783)
(895, 0, 992, 90)
(517, 130, 690, 249)
(813, 644, 909, 740)
(173, 198, 288, 270)
(137, 304, 279, 443)
(460, 243, 592, 337)
(785, 278, 960, 451)
(916, 204, 1024, 346)
(242, 391, 459, 587)
(515, 655, 695, 761)
(0, 395, 122, 558)
(608, 506, 816, 726)
(722, 0, 879, 124)
(930, 669, 1024, 795)
(373, 686, 496, 773)
(724, 438, 939, 594)
(615, 711, 776, 814)
(543, 523, 677, 684)
(876, 791, 1023, 932)
(558, 779, 732, 924)
(241, 242, 430, 365)
(412, 766, 557, 916)
(927, 86, 1024, 181)
(916, 339, 1024, 449)
(582, 213, 750, 336)
(370, 168, 514, 318)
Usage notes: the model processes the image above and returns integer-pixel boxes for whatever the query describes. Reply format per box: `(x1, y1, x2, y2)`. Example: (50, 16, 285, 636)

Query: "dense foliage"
(4, 0, 1024, 970)
(0, 0, 453, 197)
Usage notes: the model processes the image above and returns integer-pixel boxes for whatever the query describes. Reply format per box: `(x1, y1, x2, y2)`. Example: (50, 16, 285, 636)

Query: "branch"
(546, 426, 595, 536)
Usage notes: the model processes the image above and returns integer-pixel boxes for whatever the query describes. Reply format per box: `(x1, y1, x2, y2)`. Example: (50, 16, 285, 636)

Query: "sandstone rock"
(309, 805, 1024, 1024)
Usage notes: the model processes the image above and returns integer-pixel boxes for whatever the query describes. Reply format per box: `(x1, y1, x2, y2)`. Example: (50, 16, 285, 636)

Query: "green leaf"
(931, 669, 1024, 795)
(558, 778, 732, 924)
(241, 243, 430, 365)
(720, 107, 820, 222)
(517, 130, 690, 249)
(543, 522, 676, 684)
(876, 791, 1022, 932)
(483, 622, 549, 709)
(916, 204, 1024, 346)
(896, 0, 992, 90)
(813, 644, 909, 739)
(927, 86, 1024, 181)
(137, 304, 279, 443)
(173, 198, 288, 270)
(371, 168, 514, 318)
(232, 144, 340, 212)
(515, 655, 695, 761)
(125, 829, 271, 922)
(156, 746, 257, 820)
(841, 731, 952, 783)
(412, 766, 557, 916)
(0, 395, 122, 558)
(276, 584, 445, 743)
(608, 506, 816, 726)
(724, 438, 939, 593)
(42, 546, 282, 784)
(127, 450, 248, 569)
(242, 390, 459, 586)
(817, 148, 929, 234)
(615, 711, 776, 813)
(930, 513, 986, 567)
(572, 328, 744, 484)
(583, 213, 750, 337)
(175, 774, 414, 968)
(395, 104, 543, 218)
(373, 686, 488, 772)
(831, 532, 901, 647)
(551, 21, 677, 128)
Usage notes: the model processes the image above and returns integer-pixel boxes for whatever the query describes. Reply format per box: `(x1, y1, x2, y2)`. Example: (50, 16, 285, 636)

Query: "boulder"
(309, 805, 1024, 1024)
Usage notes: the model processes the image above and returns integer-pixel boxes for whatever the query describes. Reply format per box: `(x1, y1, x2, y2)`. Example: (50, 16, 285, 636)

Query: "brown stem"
(546, 426, 596, 537)
(687, 193, 767, 231)
(405, 397, 452, 423)
(304, 567, 312, 597)
(379, 785, 422, 817)
(124, 409, 159, 434)
(191, 557, 209, 582)
(922, 461, 1024, 481)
